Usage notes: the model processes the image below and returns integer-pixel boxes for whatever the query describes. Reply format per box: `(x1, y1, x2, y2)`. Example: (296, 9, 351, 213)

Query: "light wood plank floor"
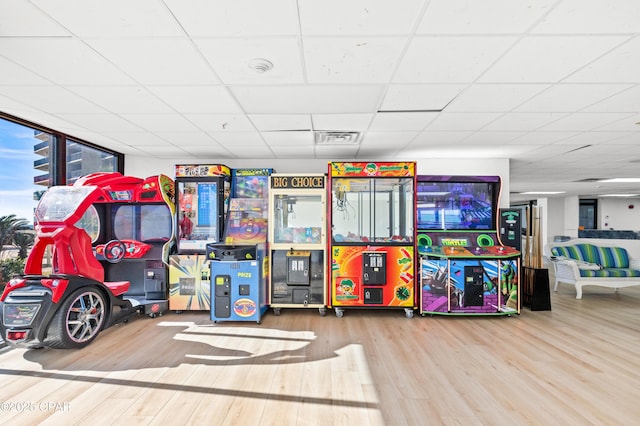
(2, 279, 640, 425)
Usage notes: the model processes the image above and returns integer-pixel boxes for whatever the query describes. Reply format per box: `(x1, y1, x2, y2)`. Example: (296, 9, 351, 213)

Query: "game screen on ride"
(416, 181, 495, 230)
(112, 204, 173, 242)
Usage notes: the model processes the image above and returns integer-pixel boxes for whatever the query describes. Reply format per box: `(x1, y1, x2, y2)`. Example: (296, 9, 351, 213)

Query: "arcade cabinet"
(85, 173, 176, 316)
(328, 162, 417, 318)
(168, 164, 230, 312)
(268, 173, 327, 316)
(206, 168, 272, 323)
(417, 176, 520, 316)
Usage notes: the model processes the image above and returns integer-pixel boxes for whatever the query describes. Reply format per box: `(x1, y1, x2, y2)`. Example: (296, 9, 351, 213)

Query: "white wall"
(126, 156, 512, 205)
(599, 198, 640, 230)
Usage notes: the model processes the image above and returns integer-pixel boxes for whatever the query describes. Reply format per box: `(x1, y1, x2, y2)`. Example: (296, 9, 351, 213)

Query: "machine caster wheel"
(149, 313, 157, 318)
(319, 308, 327, 317)
(273, 308, 281, 316)
(257, 320, 261, 324)
(404, 309, 414, 319)
(335, 309, 344, 318)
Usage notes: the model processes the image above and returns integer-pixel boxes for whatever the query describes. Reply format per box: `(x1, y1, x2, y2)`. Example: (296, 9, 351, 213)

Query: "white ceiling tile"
(533, 0, 640, 34)
(394, 36, 516, 83)
(409, 131, 473, 145)
(0, 0, 70, 36)
(153, 132, 218, 146)
(0, 95, 43, 117)
(539, 113, 634, 132)
(380, 85, 464, 111)
(400, 144, 520, 158)
(361, 131, 419, 146)
(225, 144, 275, 158)
(304, 37, 406, 83)
(133, 145, 189, 158)
(125, 114, 200, 132)
(54, 114, 143, 132)
(165, 0, 299, 37)
(147, 86, 242, 114)
(357, 147, 401, 159)
(180, 145, 233, 157)
(511, 131, 578, 145)
(0, 57, 52, 85)
(31, 0, 183, 37)
(585, 114, 640, 132)
(231, 85, 384, 113)
(425, 113, 503, 131)
(553, 131, 635, 145)
(262, 131, 314, 146)
(102, 131, 167, 146)
(195, 37, 304, 84)
(0, 39, 134, 85)
(209, 131, 265, 146)
(417, 0, 556, 34)
(315, 145, 359, 158)
(68, 86, 173, 114)
(269, 145, 316, 156)
(483, 113, 569, 131)
(299, 0, 426, 36)
(0, 86, 107, 113)
(583, 85, 640, 113)
(446, 84, 549, 112)
(565, 36, 640, 83)
(480, 36, 629, 83)
(185, 114, 256, 132)
(86, 39, 219, 85)
(369, 112, 438, 131)
(515, 84, 633, 112)
(249, 114, 312, 131)
(463, 131, 526, 144)
(312, 114, 373, 131)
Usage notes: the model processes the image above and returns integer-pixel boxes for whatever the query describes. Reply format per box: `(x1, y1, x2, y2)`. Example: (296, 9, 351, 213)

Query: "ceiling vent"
(314, 131, 361, 145)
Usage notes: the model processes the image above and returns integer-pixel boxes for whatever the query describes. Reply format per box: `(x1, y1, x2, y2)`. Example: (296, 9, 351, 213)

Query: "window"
(0, 113, 123, 224)
(579, 199, 597, 230)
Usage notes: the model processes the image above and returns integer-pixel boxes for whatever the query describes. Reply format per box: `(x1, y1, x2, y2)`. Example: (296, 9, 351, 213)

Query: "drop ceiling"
(1, 0, 639, 202)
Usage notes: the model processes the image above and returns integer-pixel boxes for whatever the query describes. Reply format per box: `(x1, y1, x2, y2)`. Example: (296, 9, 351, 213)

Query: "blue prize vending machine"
(206, 168, 272, 323)
(206, 243, 268, 323)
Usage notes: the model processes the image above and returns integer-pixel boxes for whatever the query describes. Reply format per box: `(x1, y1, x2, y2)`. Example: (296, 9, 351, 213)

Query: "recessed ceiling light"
(248, 58, 273, 73)
(599, 194, 639, 197)
(598, 178, 640, 183)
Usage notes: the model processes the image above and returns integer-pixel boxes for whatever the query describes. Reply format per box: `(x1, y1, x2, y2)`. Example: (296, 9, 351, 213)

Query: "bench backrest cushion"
(551, 243, 630, 268)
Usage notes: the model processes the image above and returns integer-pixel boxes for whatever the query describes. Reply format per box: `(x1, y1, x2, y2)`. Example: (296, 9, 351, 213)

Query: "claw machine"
(417, 175, 520, 316)
(207, 168, 272, 323)
(168, 164, 230, 312)
(268, 174, 327, 316)
(328, 162, 417, 318)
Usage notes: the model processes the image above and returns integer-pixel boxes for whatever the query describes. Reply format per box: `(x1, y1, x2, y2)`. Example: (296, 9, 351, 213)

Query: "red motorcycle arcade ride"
(0, 173, 176, 349)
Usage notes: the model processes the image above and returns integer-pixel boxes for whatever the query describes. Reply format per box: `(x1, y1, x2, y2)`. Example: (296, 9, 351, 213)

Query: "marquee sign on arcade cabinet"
(417, 175, 520, 316)
(328, 162, 417, 318)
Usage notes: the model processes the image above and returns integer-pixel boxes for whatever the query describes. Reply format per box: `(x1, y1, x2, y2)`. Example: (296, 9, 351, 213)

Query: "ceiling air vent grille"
(314, 131, 361, 145)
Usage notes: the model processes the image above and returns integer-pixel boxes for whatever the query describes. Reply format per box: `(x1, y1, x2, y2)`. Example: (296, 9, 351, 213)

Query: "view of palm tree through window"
(0, 115, 120, 278)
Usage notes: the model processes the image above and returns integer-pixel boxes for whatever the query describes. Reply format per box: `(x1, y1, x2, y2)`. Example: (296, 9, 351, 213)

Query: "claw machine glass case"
(328, 162, 417, 318)
(417, 175, 520, 316)
(268, 174, 327, 316)
(169, 164, 230, 312)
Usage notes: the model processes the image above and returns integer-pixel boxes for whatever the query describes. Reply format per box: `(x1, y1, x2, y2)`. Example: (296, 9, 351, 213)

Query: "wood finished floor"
(2, 279, 640, 425)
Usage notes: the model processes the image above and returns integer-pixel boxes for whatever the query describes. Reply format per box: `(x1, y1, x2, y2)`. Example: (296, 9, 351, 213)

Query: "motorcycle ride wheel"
(45, 287, 107, 349)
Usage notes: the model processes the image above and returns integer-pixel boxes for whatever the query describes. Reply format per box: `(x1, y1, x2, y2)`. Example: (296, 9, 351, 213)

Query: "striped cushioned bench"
(549, 243, 640, 298)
